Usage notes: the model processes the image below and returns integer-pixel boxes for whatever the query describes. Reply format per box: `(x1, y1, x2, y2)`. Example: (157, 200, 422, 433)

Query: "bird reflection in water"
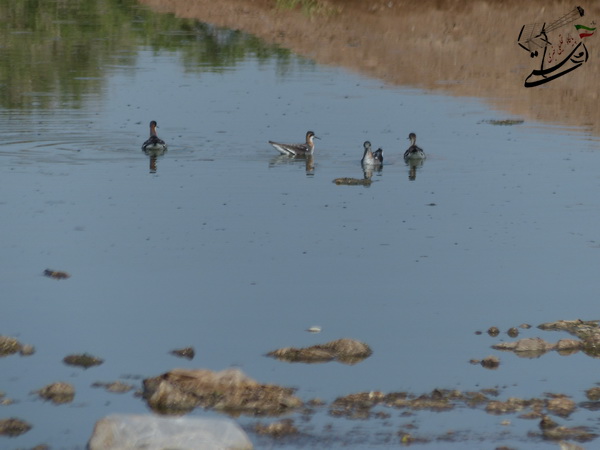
(407, 158, 424, 181)
(143, 146, 168, 173)
(362, 162, 383, 181)
(268, 153, 315, 177)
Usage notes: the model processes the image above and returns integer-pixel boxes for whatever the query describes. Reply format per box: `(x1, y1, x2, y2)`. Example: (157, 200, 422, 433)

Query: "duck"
(141, 121, 167, 152)
(403, 132, 425, 160)
(361, 141, 383, 166)
(269, 131, 319, 156)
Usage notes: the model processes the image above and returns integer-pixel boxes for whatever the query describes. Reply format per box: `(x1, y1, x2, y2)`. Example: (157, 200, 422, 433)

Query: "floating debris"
(143, 368, 302, 416)
(63, 353, 104, 369)
(486, 397, 534, 415)
(253, 419, 299, 437)
(43, 269, 70, 279)
(333, 177, 372, 186)
(0, 336, 22, 357)
(398, 432, 430, 445)
(0, 417, 32, 436)
(540, 425, 597, 442)
(481, 119, 524, 126)
(91, 381, 135, 394)
(545, 394, 576, 417)
(330, 391, 386, 419)
(170, 347, 195, 360)
(34, 382, 75, 404)
(267, 338, 372, 365)
(0, 390, 14, 406)
(306, 326, 322, 333)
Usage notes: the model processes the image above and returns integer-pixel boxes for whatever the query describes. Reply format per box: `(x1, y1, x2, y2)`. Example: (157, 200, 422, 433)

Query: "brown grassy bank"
(139, 0, 600, 135)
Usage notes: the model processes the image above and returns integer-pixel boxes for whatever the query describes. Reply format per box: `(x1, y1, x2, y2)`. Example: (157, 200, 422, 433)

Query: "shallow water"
(2, 1, 600, 449)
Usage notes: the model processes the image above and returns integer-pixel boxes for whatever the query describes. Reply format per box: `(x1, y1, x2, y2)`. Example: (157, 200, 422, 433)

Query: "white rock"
(88, 414, 253, 450)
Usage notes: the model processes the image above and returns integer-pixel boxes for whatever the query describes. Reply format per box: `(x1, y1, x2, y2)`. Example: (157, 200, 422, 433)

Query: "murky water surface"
(2, 1, 600, 449)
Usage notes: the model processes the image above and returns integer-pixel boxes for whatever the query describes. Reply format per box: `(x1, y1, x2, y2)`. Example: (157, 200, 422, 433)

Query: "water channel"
(2, 1, 600, 448)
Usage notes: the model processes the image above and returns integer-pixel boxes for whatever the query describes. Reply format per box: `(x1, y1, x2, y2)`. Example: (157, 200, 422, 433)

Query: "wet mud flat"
(4, 320, 600, 447)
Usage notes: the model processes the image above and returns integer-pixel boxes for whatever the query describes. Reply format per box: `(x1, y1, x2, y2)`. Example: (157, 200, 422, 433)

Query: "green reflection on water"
(0, 0, 298, 111)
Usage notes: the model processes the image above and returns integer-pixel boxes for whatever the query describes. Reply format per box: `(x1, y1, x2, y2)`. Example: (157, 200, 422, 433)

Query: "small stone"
(92, 381, 135, 394)
(20, 344, 35, 356)
(556, 339, 582, 352)
(63, 353, 104, 369)
(542, 425, 597, 442)
(507, 327, 519, 337)
(487, 326, 500, 337)
(170, 347, 195, 360)
(0, 417, 32, 436)
(35, 382, 75, 404)
(254, 419, 298, 437)
(0, 336, 22, 356)
(480, 355, 500, 369)
(43, 269, 70, 279)
(307, 398, 326, 406)
(485, 397, 529, 414)
(539, 415, 558, 430)
(546, 395, 576, 417)
(586, 387, 600, 401)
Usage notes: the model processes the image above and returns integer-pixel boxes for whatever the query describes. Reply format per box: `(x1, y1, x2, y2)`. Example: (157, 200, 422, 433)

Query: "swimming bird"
(403, 132, 425, 160)
(141, 121, 167, 152)
(361, 141, 383, 166)
(269, 131, 319, 156)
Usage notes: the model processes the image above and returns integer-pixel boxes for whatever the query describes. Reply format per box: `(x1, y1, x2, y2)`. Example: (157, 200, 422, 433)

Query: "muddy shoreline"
(5, 320, 600, 446)
(138, 0, 600, 136)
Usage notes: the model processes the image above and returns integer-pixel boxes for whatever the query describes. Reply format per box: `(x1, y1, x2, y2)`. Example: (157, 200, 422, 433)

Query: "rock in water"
(88, 414, 253, 450)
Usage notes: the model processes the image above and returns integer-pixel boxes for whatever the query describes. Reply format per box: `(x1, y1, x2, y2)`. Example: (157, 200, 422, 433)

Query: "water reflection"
(0, 0, 297, 111)
(304, 154, 315, 175)
(362, 163, 382, 180)
(407, 159, 424, 181)
(268, 154, 315, 176)
(143, 146, 168, 173)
